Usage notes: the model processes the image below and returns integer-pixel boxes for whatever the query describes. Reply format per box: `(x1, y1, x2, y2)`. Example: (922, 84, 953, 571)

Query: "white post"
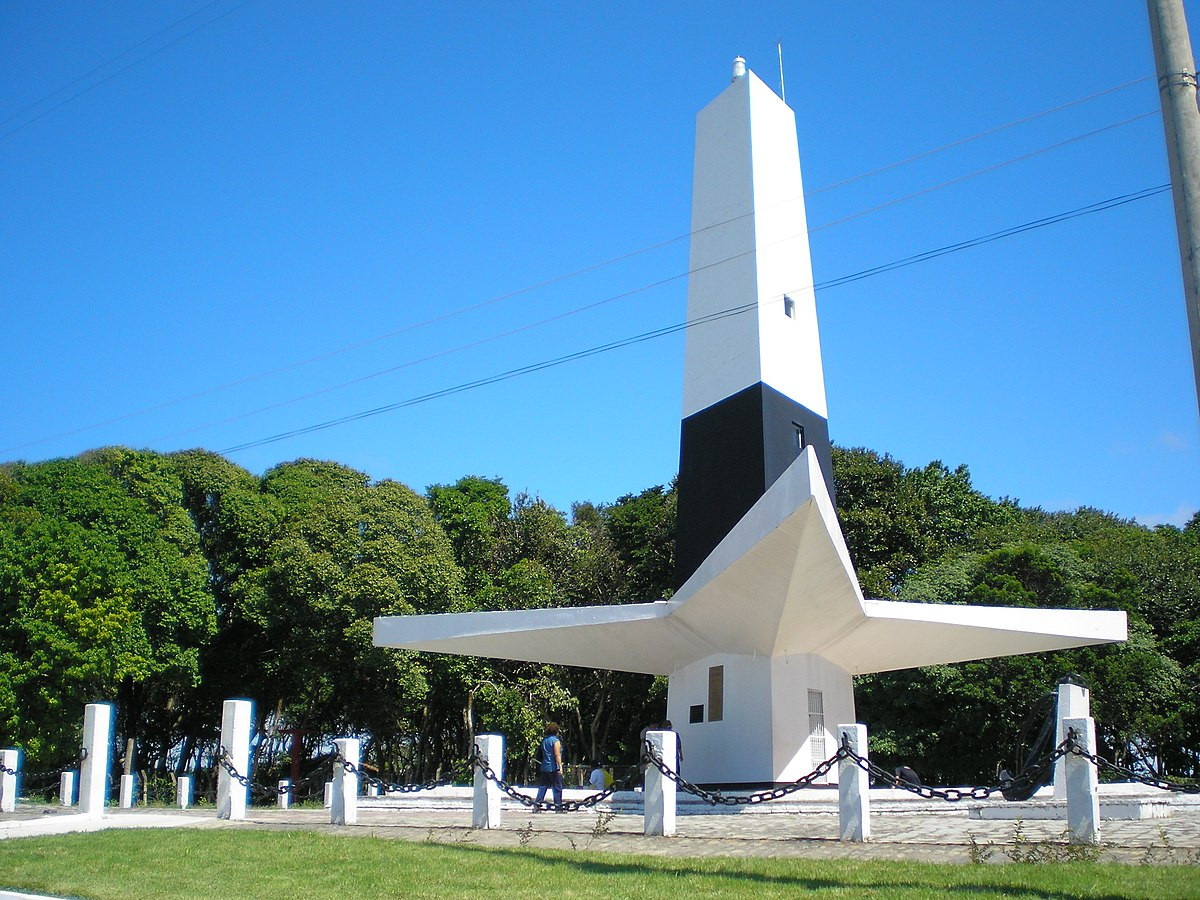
(216, 699, 252, 821)
(323, 782, 333, 808)
(367, 783, 380, 798)
(277, 779, 291, 810)
(0, 749, 19, 813)
(119, 773, 135, 808)
(1063, 716, 1100, 844)
(177, 775, 192, 810)
(472, 733, 504, 829)
(60, 771, 77, 807)
(79, 702, 114, 818)
(837, 724, 870, 842)
(644, 729, 676, 837)
(331, 738, 359, 825)
(1054, 681, 1089, 798)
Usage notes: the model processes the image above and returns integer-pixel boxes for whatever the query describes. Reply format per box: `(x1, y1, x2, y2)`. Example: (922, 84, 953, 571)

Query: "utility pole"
(1148, 0, 1200, 422)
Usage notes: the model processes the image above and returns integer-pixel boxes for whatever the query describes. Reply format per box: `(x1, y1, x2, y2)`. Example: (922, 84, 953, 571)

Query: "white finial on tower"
(731, 56, 747, 81)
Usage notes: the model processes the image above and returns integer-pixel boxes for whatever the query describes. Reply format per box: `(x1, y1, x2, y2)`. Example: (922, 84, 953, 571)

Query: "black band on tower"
(675, 382, 832, 588)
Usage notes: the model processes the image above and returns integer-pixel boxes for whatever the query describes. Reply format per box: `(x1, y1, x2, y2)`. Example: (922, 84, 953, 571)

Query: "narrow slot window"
(708, 665, 724, 722)
(783, 295, 796, 318)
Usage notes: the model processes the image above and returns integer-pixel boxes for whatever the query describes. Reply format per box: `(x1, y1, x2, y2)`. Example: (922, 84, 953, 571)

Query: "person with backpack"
(533, 721, 564, 812)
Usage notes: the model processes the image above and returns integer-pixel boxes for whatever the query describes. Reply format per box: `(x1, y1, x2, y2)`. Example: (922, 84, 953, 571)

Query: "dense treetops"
(0, 445, 1195, 786)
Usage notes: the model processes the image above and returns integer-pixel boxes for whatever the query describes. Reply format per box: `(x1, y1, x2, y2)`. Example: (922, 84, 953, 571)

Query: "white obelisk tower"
(374, 59, 1127, 787)
(668, 59, 846, 784)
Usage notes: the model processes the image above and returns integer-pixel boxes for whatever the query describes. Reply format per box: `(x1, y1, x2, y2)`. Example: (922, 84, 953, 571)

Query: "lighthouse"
(374, 59, 1126, 785)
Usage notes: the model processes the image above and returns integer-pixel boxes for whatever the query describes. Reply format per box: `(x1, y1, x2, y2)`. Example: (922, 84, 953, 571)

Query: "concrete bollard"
(837, 724, 870, 842)
(644, 729, 676, 837)
(119, 773, 135, 808)
(1054, 681, 1090, 798)
(216, 699, 253, 821)
(80, 702, 114, 818)
(472, 734, 504, 829)
(277, 779, 291, 810)
(177, 775, 192, 810)
(60, 770, 77, 807)
(323, 781, 333, 808)
(1064, 716, 1100, 844)
(0, 749, 19, 813)
(331, 738, 359, 826)
(367, 783, 380, 798)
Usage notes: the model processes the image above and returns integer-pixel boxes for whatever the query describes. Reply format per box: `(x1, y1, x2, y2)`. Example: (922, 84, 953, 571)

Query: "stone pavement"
(3, 786, 1199, 865)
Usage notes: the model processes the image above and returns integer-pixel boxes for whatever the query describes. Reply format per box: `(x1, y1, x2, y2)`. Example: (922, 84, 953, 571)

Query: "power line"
(808, 75, 1154, 196)
(217, 184, 1170, 456)
(0, 0, 257, 142)
(810, 111, 1158, 233)
(0, 0, 230, 130)
(3, 102, 1158, 456)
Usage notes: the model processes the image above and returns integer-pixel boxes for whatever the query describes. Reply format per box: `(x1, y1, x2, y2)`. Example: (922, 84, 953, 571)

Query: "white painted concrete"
(331, 738, 359, 826)
(644, 730, 676, 836)
(177, 775, 192, 810)
(1064, 716, 1100, 843)
(79, 703, 113, 818)
(838, 724, 870, 842)
(682, 68, 825, 421)
(59, 771, 75, 808)
(278, 779, 291, 809)
(0, 750, 18, 813)
(666, 650, 854, 784)
(119, 774, 134, 809)
(216, 699, 252, 821)
(1055, 682, 1090, 798)
(473, 734, 503, 829)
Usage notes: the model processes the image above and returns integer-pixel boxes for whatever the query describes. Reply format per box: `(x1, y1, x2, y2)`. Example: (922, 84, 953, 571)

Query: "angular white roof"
(374, 447, 1127, 674)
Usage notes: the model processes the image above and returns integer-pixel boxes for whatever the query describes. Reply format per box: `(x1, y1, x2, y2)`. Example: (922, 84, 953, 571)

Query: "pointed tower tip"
(732, 56, 747, 81)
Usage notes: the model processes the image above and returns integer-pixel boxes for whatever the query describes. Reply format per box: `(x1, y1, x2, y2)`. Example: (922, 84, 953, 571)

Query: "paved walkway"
(3, 786, 1199, 865)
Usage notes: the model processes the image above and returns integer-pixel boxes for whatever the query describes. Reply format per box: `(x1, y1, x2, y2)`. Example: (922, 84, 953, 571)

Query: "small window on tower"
(689, 704, 704, 724)
(793, 423, 805, 453)
(783, 295, 796, 318)
(708, 665, 724, 722)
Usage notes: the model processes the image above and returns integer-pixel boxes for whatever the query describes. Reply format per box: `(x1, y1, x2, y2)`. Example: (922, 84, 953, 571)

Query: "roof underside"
(374, 449, 1127, 675)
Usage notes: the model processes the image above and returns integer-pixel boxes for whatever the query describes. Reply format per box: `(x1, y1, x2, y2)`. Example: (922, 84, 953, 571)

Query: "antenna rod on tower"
(778, 41, 786, 103)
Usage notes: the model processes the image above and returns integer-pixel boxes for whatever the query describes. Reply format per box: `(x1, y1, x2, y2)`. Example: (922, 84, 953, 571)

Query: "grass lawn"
(1, 829, 1199, 899)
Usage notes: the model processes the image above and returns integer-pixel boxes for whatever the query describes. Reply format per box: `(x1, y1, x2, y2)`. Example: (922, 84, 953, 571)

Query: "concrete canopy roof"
(373, 447, 1127, 675)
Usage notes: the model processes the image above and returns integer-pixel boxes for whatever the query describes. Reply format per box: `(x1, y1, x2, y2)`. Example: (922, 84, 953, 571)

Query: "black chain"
(836, 735, 1072, 802)
(470, 744, 638, 812)
(642, 739, 848, 806)
(1061, 740, 1200, 794)
(0, 749, 86, 781)
(332, 752, 454, 795)
(217, 746, 298, 798)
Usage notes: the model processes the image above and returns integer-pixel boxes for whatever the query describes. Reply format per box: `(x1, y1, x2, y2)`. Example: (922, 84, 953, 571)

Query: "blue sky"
(2, 1, 1198, 527)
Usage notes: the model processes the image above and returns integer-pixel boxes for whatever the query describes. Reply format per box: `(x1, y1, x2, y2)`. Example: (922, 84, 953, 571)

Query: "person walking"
(533, 722, 564, 812)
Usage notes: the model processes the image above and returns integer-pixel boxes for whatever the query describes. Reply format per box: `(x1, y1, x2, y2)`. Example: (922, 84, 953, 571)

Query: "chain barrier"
(1061, 738, 1200, 795)
(835, 733, 1073, 803)
(642, 739, 848, 806)
(331, 752, 454, 796)
(217, 746, 327, 800)
(470, 743, 641, 812)
(1, 749, 87, 783)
